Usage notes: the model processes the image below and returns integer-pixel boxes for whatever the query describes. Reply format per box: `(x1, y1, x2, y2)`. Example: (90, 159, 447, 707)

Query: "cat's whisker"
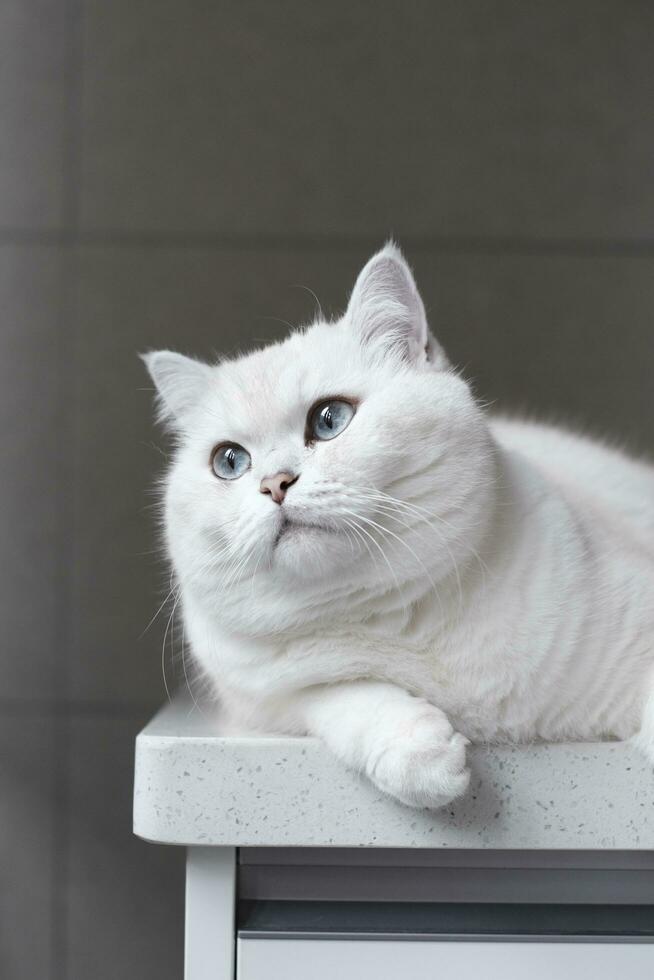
(358, 498, 465, 615)
(140, 581, 179, 639)
(222, 537, 259, 593)
(341, 513, 409, 616)
(188, 526, 244, 583)
(221, 552, 248, 591)
(341, 523, 357, 559)
(341, 517, 381, 579)
(353, 493, 466, 614)
(249, 549, 266, 601)
(187, 544, 234, 586)
(161, 586, 182, 703)
(345, 508, 445, 620)
(263, 313, 299, 332)
(228, 556, 256, 593)
(291, 282, 324, 322)
(351, 485, 489, 593)
(360, 486, 490, 557)
(180, 616, 206, 718)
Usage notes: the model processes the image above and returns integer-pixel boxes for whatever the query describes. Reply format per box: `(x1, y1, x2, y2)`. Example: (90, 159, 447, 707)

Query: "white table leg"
(185, 846, 236, 980)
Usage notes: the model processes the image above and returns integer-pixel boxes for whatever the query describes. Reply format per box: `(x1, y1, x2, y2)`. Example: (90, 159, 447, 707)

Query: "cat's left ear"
(345, 242, 448, 370)
(141, 350, 212, 427)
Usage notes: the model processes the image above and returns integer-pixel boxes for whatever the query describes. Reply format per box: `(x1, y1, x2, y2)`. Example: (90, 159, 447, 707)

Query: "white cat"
(144, 243, 654, 809)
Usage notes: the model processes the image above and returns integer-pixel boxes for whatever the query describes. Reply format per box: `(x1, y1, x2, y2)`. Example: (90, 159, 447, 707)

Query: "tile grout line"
(51, 2, 85, 979)
(4, 227, 654, 257)
(0, 696, 162, 718)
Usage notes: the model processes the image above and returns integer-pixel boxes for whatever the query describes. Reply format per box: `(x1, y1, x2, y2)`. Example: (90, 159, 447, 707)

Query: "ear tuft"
(345, 242, 448, 370)
(141, 350, 212, 426)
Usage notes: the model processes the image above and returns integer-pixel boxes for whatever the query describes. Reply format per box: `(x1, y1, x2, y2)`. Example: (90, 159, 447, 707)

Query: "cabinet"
(133, 698, 654, 980)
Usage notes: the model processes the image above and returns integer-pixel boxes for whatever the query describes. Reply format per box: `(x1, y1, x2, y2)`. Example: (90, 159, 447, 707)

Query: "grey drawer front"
(238, 901, 654, 942)
(240, 848, 654, 869)
(237, 938, 654, 980)
(238, 848, 654, 905)
(239, 864, 654, 905)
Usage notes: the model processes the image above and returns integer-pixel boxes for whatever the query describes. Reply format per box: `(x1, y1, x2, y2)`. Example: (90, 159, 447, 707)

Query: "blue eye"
(211, 443, 251, 480)
(309, 399, 355, 442)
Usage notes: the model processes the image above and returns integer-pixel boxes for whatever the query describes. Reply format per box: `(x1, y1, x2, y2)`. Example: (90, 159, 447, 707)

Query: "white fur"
(144, 243, 654, 809)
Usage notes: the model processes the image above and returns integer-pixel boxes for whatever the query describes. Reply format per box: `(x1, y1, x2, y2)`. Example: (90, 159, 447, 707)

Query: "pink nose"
(259, 471, 298, 504)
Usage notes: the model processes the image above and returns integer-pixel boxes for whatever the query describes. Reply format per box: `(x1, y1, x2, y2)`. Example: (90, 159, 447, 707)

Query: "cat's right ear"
(345, 242, 449, 370)
(141, 350, 211, 427)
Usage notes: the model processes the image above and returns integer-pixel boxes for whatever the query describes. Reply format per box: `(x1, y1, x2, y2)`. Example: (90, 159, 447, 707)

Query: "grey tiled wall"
(1, 3, 653, 978)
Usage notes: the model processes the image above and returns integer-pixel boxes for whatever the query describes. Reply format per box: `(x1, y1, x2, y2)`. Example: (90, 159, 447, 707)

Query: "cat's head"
(144, 244, 495, 632)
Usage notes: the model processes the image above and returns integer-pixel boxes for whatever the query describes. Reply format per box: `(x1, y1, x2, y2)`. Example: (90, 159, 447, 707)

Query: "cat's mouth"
(274, 514, 332, 546)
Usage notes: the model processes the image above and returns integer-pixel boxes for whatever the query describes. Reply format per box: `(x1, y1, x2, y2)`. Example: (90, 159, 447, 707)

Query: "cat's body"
(145, 244, 654, 808)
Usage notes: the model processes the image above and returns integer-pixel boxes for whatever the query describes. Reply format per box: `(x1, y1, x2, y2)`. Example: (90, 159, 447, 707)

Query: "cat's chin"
(271, 518, 349, 574)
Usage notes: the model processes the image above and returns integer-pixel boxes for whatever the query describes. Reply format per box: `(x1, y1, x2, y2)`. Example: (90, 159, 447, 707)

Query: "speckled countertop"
(133, 695, 654, 849)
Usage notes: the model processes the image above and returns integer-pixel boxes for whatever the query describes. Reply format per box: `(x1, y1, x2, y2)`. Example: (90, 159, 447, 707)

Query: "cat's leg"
(296, 679, 470, 808)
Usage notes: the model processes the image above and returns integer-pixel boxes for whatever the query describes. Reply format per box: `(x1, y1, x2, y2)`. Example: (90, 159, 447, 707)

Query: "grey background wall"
(1, 2, 653, 978)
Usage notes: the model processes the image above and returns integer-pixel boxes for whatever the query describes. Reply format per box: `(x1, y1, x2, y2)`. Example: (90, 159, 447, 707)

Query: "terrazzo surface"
(134, 697, 654, 849)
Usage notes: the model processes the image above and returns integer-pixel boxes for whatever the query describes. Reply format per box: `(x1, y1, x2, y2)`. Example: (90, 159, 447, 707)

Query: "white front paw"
(366, 714, 470, 809)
